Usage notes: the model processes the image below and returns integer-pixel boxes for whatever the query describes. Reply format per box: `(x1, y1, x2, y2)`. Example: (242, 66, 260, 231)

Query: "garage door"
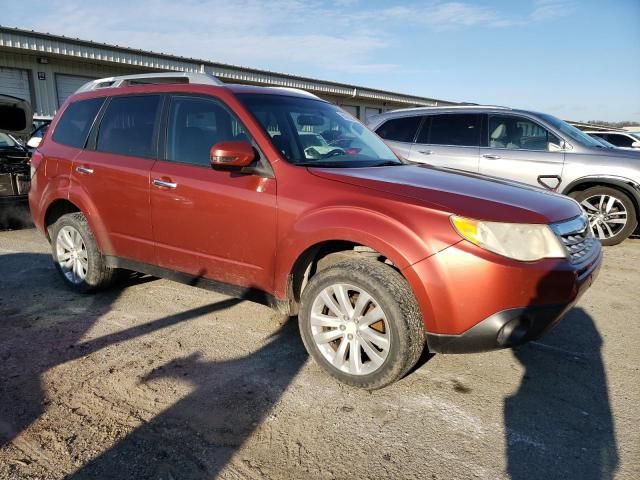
(0, 67, 31, 103)
(56, 74, 95, 107)
(365, 107, 382, 121)
(340, 105, 360, 119)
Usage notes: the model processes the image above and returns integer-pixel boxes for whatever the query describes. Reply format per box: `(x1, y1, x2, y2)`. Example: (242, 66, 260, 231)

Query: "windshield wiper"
(369, 161, 403, 167)
(296, 161, 349, 167)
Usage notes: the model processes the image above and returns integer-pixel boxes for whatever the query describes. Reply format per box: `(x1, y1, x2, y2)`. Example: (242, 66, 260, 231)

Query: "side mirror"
(27, 136, 42, 149)
(631, 141, 640, 148)
(210, 141, 255, 169)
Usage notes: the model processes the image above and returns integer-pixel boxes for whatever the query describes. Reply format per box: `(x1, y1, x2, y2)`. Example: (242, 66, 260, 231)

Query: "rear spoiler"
(0, 94, 33, 136)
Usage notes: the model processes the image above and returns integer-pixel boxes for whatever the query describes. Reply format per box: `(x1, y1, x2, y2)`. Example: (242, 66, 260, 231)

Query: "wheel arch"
(43, 192, 112, 254)
(43, 198, 81, 240)
(562, 175, 640, 220)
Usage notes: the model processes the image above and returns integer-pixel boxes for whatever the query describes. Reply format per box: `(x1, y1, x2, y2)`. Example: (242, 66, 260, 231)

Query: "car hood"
(309, 164, 582, 224)
(0, 95, 33, 135)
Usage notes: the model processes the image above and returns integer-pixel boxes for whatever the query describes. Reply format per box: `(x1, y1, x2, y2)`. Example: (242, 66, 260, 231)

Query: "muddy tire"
(50, 212, 117, 293)
(299, 258, 425, 390)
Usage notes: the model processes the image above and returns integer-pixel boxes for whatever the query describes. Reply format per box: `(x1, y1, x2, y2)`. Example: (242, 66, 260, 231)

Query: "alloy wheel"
(55, 225, 89, 284)
(310, 283, 390, 376)
(581, 194, 628, 241)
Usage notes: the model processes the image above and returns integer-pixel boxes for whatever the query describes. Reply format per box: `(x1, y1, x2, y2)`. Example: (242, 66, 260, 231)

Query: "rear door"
(72, 94, 162, 264)
(408, 113, 481, 172)
(150, 94, 277, 293)
(479, 114, 565, 190)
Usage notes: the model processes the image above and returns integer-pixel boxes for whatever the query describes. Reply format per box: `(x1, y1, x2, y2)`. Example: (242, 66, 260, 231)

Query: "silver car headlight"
(451, 215, 567, 262)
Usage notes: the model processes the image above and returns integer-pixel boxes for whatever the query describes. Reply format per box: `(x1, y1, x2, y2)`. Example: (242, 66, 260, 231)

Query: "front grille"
(551, 214, 596, 264)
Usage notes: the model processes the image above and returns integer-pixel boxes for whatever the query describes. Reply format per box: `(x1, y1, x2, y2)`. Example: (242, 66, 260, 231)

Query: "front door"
(479, 114, 565, 190)
(150, 94, 277, 293)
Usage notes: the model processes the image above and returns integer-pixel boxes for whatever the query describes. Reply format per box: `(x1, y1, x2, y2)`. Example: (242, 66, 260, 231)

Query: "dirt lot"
(0, 225, 638, 480)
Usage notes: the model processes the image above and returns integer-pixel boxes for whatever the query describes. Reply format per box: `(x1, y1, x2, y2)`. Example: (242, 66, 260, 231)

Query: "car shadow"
(504, 305, 619, 480)
(0, 251, 308, 479)
(66, 318, 307, 479)
(0, 254, 240, 446)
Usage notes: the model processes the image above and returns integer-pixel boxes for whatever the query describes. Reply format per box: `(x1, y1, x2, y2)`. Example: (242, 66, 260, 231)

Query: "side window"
(417, 114, 480, 146)
(488, 115, 561, 151)
(605, 134, 634, 148)
(52, 98, 105, 148)
(166, 96, 250, 167)
(375, 116, 422, 143)
(96, 95, 161, 158)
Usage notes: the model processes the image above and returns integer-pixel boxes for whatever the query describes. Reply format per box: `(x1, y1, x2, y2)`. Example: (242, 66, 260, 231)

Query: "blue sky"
(3, 0, 639, 121)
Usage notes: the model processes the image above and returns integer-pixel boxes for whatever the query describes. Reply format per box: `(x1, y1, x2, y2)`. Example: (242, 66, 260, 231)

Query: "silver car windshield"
(538, 113, 605, 148)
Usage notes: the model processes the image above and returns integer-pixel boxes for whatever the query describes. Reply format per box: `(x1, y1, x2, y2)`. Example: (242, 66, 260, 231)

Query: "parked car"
(32, 115, 53, 133)
(0, 95, 32, 216)
(26, 123, 50, 153)
(584, 130, 640, 150)
(29, 73, 601, 389)
(368, 106, 640, 245)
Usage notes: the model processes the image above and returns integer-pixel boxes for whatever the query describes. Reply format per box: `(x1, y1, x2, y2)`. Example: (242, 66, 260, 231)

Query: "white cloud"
(7, 0, 574, 77)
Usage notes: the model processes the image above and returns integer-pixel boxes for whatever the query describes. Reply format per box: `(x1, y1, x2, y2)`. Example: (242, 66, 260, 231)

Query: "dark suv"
(29, 73, 602, 389)
(0, 95, 32, 225)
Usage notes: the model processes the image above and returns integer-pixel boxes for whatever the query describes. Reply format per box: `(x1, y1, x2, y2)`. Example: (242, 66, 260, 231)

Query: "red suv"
(29, 73, 602, 389)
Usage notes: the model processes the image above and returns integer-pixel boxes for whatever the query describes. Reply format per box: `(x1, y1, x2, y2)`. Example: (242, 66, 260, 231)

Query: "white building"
(0, 26, 457, 122)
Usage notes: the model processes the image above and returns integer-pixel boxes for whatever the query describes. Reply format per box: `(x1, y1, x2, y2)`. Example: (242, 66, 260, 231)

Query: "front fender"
(273, 205, 455, 298)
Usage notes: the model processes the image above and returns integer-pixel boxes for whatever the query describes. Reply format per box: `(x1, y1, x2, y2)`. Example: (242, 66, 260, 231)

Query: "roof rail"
(387, 104, 512, 114)
(75, 72, 223, 93)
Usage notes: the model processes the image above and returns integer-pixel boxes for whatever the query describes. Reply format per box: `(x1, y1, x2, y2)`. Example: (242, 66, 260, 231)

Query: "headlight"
(451, 215, 567, 262)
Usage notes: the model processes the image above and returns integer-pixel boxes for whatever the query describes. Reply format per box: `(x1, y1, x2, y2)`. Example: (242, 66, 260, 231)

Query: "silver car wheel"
(55, 225, 89, 284)
(581, 194, 628, 240)
(310, 283, 390, 376)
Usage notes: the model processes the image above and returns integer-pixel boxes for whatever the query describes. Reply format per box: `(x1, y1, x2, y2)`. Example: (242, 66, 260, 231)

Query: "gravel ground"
(0, 226, 638, 480)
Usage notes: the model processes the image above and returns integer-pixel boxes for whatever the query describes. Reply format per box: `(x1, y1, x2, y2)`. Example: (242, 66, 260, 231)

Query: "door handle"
(152, 178, 177, 189)
(418, 150, 434, 155)
(482, 154, 501, 160)
(75, 166, 94, 174)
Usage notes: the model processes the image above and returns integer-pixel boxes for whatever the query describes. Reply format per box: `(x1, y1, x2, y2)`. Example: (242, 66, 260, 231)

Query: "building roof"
(0, 25, 459, 108)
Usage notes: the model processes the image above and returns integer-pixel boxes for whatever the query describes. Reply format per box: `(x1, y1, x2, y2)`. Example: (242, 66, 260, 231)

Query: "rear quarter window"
(375, 116, 421, 143)
(52, 98, 105, 148)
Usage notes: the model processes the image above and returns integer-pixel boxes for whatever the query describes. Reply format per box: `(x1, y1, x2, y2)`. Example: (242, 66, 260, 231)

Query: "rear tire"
(50, 212, 117, 293)
(572, 186, 637, 246)
(299, 258, 425, 389)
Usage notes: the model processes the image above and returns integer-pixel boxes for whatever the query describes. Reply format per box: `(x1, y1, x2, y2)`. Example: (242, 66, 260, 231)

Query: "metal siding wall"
(55, 73, 97, 107)
(0, 52, 153, 115)
(1, 28, 458, 116)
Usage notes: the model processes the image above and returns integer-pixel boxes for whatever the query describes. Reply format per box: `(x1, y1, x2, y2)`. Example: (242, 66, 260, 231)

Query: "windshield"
(237, 94, 402, 168)
(629, 132, 640, 141)
(537, 113, 605, 148)
(0, 132, 18, 148)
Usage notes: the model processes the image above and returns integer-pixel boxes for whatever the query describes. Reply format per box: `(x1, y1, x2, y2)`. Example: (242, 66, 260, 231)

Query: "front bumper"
(403, 239, 602, 353)
(0, 193, 29, 206)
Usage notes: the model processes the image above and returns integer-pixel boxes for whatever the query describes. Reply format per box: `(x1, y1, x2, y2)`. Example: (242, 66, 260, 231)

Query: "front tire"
(299, 258, 425, 389)
(572, 186, 637, 246)
(50, 212, 117, 293)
